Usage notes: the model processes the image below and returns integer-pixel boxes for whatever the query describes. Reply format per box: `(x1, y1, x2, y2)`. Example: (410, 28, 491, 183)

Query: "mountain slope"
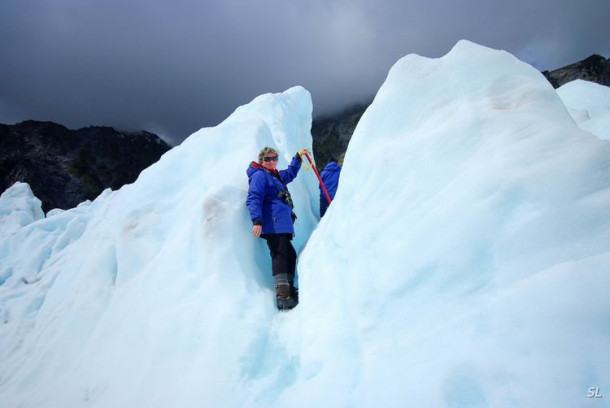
(0, 121, 171, 212)
(543, 54, 610, 88)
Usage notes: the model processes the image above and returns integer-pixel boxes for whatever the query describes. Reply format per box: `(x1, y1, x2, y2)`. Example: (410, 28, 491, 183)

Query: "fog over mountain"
(1, 1, 608, 144)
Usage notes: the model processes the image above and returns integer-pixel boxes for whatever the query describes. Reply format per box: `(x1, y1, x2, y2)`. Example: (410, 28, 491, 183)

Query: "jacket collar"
(252, 161, 279, 176)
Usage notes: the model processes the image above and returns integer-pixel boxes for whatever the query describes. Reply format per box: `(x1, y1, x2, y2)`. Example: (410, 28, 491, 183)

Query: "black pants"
(262, 233, 296, 281)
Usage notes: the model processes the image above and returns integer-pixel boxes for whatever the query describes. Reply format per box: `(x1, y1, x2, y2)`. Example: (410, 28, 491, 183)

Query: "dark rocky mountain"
(542, 54, 610, 88)
(312, 54, 610, 170)
(1, 121, 171, 212)
(311, 101, 370, 171)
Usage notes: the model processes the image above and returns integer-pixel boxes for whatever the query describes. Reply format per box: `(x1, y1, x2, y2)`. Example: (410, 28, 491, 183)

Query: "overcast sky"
(1, 0, 609, 145)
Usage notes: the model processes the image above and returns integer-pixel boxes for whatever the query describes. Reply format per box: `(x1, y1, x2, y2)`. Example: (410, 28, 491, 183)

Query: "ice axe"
(299, 149, 332, 205)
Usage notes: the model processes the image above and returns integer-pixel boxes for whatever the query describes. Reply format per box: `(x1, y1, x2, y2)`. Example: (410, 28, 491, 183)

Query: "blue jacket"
(246, 155, 302, 235)
(320, 161, 341, 217)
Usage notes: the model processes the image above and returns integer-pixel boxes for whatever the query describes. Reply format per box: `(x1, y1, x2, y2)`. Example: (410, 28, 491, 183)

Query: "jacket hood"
(247, 161, 262, 178)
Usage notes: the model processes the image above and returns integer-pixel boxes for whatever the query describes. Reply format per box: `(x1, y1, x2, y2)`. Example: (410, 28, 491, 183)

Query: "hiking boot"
(287, 276, 299, 302)
(276, 283, 298, 310)
(290, 285, 299, 302)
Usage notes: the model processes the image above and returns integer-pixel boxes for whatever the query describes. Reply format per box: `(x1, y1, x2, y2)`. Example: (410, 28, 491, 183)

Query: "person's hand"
(252, 225, 262, 237)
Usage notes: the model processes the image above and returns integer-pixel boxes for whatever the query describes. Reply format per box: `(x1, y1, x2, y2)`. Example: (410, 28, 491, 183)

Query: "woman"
(246, 147, 306, 310)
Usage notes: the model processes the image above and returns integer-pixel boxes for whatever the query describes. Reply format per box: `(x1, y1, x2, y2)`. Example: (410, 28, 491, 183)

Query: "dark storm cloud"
(1, 0, 608, 145)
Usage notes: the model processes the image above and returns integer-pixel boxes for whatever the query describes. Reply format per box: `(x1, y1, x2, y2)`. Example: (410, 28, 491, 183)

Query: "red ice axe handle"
(303, 151, 332, 205)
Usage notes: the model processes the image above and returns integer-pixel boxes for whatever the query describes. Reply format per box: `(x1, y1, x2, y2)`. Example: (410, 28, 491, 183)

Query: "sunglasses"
(263, 156, 279, 162)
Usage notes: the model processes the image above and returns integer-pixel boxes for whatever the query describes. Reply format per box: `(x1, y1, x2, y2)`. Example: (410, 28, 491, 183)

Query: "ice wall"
(0, 87, 318, 407)
(557, 79, 610, 140)
(0, 182, 44, 236)
(295, 40, 610, 407)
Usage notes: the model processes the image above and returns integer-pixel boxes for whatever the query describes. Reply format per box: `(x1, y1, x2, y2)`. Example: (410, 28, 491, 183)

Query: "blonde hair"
(258, 147, 279, 164)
